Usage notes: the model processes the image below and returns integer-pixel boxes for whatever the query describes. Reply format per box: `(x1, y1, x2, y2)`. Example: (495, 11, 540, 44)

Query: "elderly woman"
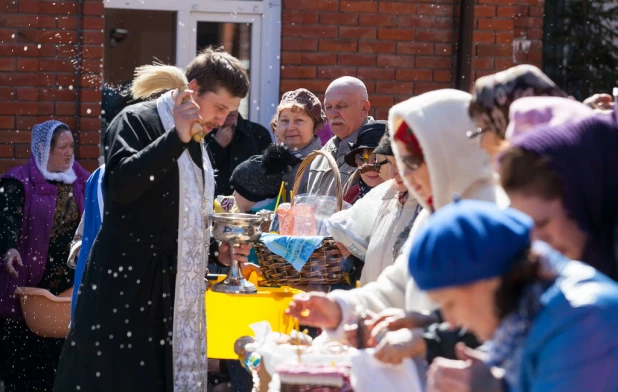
(410, 200, 618, 392)
(0, 120, 89, 391)
(499, 110, 618, 280)
(468, 65, 568, 159)
(275, 88, 326, 194)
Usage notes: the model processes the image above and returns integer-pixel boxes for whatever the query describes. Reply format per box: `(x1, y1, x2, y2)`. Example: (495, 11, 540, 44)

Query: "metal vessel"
(210, 213, 263, 294)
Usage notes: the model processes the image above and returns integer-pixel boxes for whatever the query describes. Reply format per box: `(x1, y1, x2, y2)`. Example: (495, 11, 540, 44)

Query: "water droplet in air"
(86, 108, 92, 114)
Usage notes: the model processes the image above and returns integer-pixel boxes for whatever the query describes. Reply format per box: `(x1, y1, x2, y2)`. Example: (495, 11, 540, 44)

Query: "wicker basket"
(254, 150, 345, 286)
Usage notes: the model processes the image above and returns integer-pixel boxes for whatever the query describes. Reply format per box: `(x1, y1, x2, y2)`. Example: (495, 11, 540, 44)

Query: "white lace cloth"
(157, 90, 214, 391)
(31, 120, 77, 183)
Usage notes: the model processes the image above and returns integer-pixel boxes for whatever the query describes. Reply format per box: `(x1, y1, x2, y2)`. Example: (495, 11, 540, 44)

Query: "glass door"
(102, 9, 177, 132)
(190, 13, 262, 122)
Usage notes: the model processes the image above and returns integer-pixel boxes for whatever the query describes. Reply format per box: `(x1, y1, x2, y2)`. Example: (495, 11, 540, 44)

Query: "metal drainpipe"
(73, 0, 84, 152)
(455, 0, 474, 92)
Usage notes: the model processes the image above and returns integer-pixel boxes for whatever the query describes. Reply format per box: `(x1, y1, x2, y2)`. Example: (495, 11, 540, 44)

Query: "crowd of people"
(0, 46, 617, 392)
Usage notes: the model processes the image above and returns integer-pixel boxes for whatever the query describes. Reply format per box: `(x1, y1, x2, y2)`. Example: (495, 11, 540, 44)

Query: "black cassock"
(54, 101, 204, 392)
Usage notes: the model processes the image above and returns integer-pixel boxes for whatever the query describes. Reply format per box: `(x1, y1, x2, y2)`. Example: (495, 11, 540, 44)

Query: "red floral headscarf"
(393, 120, 423, 158)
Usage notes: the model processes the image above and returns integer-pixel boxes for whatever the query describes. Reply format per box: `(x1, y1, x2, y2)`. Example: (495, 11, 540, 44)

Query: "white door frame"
(103, 0, 281, 127)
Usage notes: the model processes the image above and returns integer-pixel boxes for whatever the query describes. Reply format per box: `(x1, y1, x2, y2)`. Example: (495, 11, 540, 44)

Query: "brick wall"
(0, 0, 545, 175)
(472, 0, 544, 81)
(0, 0, 104, 174)
(280, 0, 459, 120)
(280, 0, 544, 120)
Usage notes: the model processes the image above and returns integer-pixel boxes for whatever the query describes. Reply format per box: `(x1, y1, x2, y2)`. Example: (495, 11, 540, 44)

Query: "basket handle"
(292, 150, 343, 211)
(341, 168, 361, 199)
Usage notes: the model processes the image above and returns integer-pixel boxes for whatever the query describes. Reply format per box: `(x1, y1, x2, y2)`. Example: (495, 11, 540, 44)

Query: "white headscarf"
(31, 120, 77, 184)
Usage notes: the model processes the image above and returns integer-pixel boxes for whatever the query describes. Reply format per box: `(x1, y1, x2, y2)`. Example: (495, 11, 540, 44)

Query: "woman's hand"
(217, 242, 252, 265)
(5, 248, 23, 278)
(240, 262, 261, 280)
(369, 309, 439, 346)
(285, 292, 343, 330)
(427, 343, 502, 392)
(343, 311, 377, 348)
(335, 242, 352, 259)
(374, 328, 426, 364)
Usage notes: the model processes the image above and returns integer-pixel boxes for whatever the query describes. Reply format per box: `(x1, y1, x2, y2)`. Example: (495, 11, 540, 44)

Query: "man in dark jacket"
(206, 111, 272, 195)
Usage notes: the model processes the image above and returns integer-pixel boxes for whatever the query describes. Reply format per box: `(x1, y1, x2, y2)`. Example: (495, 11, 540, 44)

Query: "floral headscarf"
(469, 65, 568, 139)
(31, 120, 77, 184)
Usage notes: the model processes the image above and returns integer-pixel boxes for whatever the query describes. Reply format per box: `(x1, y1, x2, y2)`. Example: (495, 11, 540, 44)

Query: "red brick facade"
(0, 0, 104, 173)
(280, 0, 544, 120)
(0, 0, 543, 174)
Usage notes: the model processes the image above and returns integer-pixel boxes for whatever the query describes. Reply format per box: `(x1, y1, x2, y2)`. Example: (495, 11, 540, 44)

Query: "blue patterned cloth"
(260, 233, 324, 272)
(71, 165, 105, 320)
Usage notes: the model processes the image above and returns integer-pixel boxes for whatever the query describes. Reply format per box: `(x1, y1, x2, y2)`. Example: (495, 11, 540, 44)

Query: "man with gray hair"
(304, 76, 372, 196)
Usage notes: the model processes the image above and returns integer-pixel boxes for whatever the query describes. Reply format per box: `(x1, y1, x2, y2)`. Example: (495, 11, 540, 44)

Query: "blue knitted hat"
(408, 200, 533, 291)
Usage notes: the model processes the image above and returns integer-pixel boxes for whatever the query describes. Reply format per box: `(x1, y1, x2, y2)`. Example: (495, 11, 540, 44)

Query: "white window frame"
(103, 0, 281, 128)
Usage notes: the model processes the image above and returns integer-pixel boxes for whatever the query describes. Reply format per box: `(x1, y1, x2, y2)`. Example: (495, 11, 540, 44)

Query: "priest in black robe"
(54, 48, 250, 392)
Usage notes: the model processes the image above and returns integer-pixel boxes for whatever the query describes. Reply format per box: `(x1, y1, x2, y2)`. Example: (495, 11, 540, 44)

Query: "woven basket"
(254, 150, 345, 286)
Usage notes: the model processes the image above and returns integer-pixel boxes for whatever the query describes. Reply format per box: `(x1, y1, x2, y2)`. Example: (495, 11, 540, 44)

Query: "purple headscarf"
(509, 113, 618, 278)
(505, 97, 594, 140)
